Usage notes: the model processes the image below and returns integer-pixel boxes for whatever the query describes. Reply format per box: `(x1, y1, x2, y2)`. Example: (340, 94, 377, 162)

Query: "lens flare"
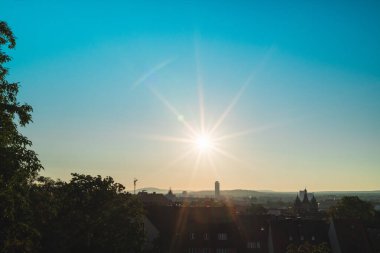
(137, 44, 275, 179)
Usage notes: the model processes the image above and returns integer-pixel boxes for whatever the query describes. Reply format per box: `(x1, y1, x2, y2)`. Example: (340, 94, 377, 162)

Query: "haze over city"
(2, 0, 380, 191)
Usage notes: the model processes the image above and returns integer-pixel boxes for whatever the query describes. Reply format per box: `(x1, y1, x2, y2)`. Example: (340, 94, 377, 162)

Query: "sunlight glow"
(195, 134, 214, 152)
(145, 76, 256, 172)
(134, 45, 275, 178)
(146, 83, 253, 171)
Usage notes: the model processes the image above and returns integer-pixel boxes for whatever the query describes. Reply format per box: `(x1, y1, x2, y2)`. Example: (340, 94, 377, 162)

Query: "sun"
(140, 46, 270, 171)
(195, 134, 214, 152)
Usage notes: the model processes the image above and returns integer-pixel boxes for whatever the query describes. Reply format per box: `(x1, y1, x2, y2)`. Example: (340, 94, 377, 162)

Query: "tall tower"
(215, 181, 220, 199)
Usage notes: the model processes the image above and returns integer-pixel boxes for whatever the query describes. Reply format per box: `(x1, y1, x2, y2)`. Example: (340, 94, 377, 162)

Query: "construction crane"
(134, 178, 138, 195)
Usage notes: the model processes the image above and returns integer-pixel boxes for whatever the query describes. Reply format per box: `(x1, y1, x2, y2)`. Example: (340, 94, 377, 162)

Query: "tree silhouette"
(329, 196, 375, 221)
(247, 203, 267, 215)
(0, 21, 43, 253)
(0, 21, 145, 253)
(31, 174, 145, 253)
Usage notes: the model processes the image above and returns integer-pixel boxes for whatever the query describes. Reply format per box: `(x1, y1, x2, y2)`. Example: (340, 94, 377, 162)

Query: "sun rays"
(131, 44, 276, 180)
(143, 75, 257, 174)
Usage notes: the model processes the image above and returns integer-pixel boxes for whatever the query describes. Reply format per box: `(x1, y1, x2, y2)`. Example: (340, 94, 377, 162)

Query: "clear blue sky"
(2, 0, 380, 191)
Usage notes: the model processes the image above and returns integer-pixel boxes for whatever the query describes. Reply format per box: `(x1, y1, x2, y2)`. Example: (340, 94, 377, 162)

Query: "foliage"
(1, 22, 145, 253)
(328, 196, 375, 221)
(0, 21, 42, 183)
(0, 20, 42, 253)
(247, 203, 267, 215)
(31, 174, 145, 253)
(286, 242, 331, 253)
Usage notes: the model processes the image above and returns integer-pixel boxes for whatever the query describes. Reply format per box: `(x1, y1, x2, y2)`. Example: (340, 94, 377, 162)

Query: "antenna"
(134, 178, 138, 195)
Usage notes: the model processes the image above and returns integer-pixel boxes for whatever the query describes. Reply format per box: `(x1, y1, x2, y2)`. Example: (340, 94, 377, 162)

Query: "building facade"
(294, 188, 318, 215)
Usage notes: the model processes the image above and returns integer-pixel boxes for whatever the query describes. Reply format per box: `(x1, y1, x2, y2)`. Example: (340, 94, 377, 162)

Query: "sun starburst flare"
(195, 134, 213, 152)
(133, 45, 276, 179)
(143, 79, 257, 174)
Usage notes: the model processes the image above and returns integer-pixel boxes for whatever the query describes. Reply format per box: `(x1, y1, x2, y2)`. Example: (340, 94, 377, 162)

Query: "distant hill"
(131, 187, 380, 201)
(190, 189, 262, 197)
(314, 190, 380, 195)
(134, 188, 295, 198)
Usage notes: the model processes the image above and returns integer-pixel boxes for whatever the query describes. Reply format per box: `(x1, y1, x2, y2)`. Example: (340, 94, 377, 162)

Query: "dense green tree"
(1, 21, 145, 253)
(286, 242, 330, 253)
(0, 21, 42, 183)
(0, 21, 42, 253)
(314, 242, 331, 253)
(328, 196, 375, 221)
(31, 174, 145, 253)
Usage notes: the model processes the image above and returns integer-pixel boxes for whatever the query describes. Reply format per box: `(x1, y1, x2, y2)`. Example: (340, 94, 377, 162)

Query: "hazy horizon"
(2, 1, 380, 191)
(134, 186, 380, 193)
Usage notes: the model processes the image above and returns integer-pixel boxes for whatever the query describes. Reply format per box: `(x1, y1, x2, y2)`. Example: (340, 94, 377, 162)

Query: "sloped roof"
(270, 219, 329, 253)
(144, 206, 270, 252)
(332, 219, 372, 253)
(137, 192, 171, 206)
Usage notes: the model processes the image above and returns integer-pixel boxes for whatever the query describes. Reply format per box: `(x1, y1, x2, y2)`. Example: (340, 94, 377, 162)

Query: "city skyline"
(2, 0, 380, 191)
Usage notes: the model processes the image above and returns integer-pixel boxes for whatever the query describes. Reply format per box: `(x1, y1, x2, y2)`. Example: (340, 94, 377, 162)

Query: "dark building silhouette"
(268, 219, 330, 253)
(143, 205, 380, 253)
(328, 219, 373, 253)
(367, 224, 380, 253)
(144, 206, 269, 253)
(166, 188, 176, 201)
(137, 191, 171, 206)
(293, 188, 318, 215)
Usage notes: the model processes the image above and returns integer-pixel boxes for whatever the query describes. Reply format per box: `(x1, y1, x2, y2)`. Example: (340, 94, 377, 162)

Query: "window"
(218, 233, 227, 240)
(300, 235, 304, 241)
(190, 233, 196, 240)
(216, 249, 228, 253)
(289, 236, 293, 241)
(204, 233, 209, 240)
(311, 236, 315, 241)
(189, 248, 211, 253)
(247, 242, 255, 249)
(247, 241, 260, 249)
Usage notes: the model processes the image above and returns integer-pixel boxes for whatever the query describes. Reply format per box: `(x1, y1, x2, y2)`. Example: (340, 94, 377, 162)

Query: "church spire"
(302, 188, 309, 203)
(295, 195, 301, 206)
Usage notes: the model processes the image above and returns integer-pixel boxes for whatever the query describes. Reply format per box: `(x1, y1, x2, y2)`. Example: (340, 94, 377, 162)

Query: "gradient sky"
(2, 0, 380, 191)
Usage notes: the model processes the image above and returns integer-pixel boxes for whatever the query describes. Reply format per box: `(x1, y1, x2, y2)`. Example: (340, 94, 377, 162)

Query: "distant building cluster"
(142, 206, 378, 253)
(136, 184, 380, 253)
